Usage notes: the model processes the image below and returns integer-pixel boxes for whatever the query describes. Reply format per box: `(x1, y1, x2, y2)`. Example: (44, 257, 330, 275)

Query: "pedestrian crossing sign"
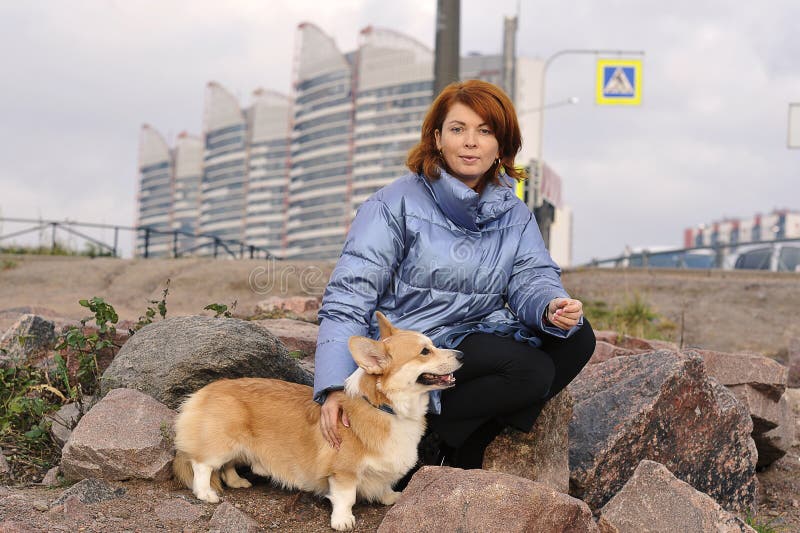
(596, 58, 642, 105)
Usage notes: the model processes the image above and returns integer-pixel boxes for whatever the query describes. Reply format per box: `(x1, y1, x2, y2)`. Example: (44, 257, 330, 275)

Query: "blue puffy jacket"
(313, 170, 582, 409)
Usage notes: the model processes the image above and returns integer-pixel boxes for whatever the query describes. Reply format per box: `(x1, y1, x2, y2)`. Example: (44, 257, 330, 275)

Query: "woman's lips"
(459, 156, 479, 163)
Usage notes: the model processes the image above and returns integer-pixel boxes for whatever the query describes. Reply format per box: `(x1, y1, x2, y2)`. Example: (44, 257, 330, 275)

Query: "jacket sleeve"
(506, 210, 583, 338)
(313, 198, 404, 403)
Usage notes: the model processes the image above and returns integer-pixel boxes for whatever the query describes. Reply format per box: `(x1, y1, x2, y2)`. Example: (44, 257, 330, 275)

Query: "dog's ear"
(349, 336, 390, 375)
(375, 311, 397, 340)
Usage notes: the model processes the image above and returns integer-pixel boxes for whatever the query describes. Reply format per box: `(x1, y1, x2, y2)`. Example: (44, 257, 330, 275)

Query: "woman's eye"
(450, 127, 463, 134)
(480, 128, 492, 135)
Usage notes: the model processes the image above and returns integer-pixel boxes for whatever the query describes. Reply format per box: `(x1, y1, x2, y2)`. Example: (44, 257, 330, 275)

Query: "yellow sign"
(596, 58, 642, 106)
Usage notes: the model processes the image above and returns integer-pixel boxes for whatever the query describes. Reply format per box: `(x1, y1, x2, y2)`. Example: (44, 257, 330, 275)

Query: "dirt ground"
(1, 256, 799, 531)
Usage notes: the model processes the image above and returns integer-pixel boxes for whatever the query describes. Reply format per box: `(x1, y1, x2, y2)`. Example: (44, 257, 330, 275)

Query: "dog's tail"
(172, 450, 223, 493)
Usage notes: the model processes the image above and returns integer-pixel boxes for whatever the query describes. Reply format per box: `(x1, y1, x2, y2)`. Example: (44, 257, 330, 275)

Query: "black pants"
(427, 319, 596, 462)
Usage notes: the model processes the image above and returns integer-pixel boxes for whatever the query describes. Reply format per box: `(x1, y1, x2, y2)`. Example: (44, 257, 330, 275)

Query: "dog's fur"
(172, 312, 462, 531)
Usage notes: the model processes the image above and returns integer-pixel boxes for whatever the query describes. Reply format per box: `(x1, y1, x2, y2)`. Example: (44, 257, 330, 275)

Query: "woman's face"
(435, 101, 500, 188)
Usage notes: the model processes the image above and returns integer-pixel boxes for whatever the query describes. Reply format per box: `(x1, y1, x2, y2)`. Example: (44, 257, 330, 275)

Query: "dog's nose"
(453, 350, 464, 361)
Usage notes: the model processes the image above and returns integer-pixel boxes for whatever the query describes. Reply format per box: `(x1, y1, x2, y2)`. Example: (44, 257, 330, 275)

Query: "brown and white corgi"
(172, 312, 462, 531)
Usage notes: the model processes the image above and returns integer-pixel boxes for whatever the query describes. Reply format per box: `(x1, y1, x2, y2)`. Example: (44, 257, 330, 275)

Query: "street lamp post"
(529, 48, 645, 210)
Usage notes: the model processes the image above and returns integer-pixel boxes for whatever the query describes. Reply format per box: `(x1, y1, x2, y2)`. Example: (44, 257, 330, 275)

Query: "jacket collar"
(423, 170, 518, 231)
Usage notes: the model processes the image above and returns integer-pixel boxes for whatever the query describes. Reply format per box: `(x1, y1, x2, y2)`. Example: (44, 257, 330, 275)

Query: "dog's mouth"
(416, 372, 456, 388)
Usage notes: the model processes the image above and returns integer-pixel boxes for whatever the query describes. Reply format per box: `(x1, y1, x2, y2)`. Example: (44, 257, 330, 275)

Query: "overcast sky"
(0, 0, 798, 264)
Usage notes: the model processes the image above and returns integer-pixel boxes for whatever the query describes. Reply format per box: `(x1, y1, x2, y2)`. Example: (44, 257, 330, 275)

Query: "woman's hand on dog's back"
(321, 390, 350, 449)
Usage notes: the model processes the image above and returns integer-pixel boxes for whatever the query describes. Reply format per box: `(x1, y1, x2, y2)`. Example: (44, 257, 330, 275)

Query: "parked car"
(729, 243, 800, 272)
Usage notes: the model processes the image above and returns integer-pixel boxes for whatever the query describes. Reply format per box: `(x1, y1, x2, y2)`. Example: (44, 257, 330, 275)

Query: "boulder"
(378, 466, 598, 533)
(60, 388, 175, 482)
(208, 501, 261, 533)
(52, 478, 126, 506)
(728, 384, 794, 467)
(788, 337, 800, 388)
(568, 351, 757, 513)
(597, 460, 756, 533)
(0, 314, 56, 367)
(589, 341, 638, 365)
(483, 389, 572, 492)
(696, 349, 787, 401)
(101, 315, 311, 409)
(255, 296, 320, 317)
(788, 388, 800, 446)
(45, 396, 97, 447)
(593, 330, 619, 345)
(252, 317, 319, 354)
(614, 335, 678, 352)
(754, 393, 795, 468)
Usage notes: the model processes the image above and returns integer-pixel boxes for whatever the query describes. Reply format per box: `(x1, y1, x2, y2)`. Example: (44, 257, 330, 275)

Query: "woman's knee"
(501, 353, 555, 402)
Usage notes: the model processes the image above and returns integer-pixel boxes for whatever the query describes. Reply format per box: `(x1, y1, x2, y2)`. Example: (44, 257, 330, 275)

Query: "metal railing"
(0, 217, 278, 260)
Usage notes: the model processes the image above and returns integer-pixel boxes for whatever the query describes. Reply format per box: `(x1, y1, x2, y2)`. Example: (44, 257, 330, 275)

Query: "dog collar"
(361, 395, 396, 416)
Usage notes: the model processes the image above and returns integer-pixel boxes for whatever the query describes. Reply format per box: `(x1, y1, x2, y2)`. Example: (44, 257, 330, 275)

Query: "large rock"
(101, 315, 311, 408)
(787, 337, 800, 388)
(755, 393, 795, 468)
(378, 466, 597, 533)
(483, 389, 572, 492)
(379, 466, 598, 533)
(252, 318, 319, 355)
(588, 341, 638, 365)
(697, 349, 787, 401)
(255, 295, 320, 314)
(568, 351, 757, 512)
(45, 396, 97, 447)
(0, 314, 56, 367)
(597, 460, 756, 533)
(729, 384, 794, 467)
(61, 388, 175, 482)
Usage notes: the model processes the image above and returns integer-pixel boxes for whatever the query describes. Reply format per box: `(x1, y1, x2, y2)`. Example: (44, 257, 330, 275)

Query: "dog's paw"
(225, 477, 252, 489)
(195, 489, 220, 503)
(330, 512, 356, 531)
(378, 490, 401, 505)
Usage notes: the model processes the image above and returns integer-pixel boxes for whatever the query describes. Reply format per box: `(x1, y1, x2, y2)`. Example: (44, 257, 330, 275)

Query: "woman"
(314, 79, 595, 470)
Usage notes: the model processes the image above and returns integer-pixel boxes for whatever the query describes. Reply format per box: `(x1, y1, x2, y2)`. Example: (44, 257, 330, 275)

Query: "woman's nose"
(464, 131, 478, 147)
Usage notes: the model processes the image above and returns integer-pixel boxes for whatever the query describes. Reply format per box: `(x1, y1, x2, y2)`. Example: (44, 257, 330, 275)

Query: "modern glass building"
(171, 132, 203, 255)
(136, 124, 173, 257)
(351, 27, 433, 216)
(284, 23, 354, 260)
(135, 22, 576, 263)
(199, 82, 249, 251)
(244, 89, 290, 255)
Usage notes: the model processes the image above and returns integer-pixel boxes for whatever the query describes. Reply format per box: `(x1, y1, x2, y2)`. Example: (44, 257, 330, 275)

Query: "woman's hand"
(320, 390, 350, 450)
(546, 298, 584, 330)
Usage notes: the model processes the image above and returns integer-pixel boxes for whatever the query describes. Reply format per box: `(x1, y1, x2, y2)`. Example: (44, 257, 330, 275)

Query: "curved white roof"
(296, 22, 350, 82)
(138, 124, 170, 168)
(204, 81, 244, 132)
(358, 26, 433, 91)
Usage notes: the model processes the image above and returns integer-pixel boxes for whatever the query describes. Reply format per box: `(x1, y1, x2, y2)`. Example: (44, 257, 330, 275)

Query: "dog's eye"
(420, 347, 430, 356)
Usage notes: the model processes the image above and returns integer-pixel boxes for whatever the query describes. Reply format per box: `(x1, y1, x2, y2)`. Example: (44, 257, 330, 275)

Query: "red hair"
(407, 79, 525, 185)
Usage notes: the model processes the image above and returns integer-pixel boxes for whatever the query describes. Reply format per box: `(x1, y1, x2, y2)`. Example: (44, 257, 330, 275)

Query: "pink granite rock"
(568, 351, 757, 513)
(483, 389, 572, 492)
(61, 388, 176, 482)
(378, 466, 598, 533)
(598, 460, 755, 533)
